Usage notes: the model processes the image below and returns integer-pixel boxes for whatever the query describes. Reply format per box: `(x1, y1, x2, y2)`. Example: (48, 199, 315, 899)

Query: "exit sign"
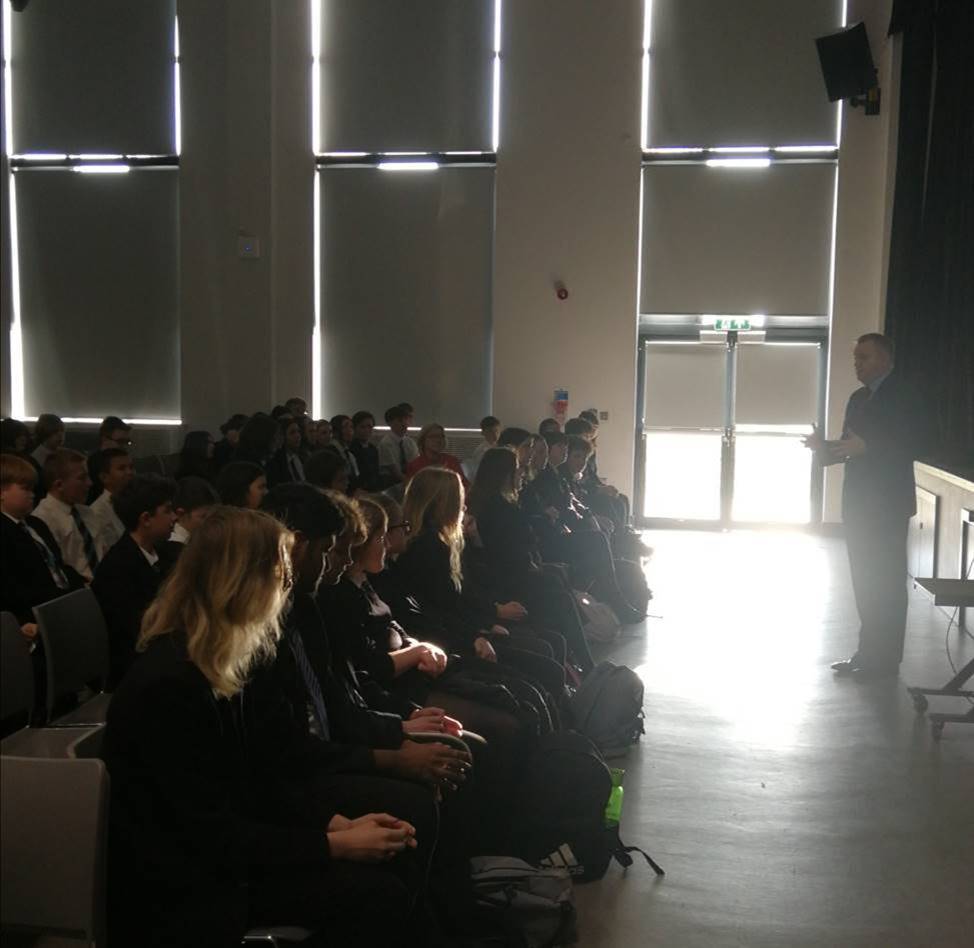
(713, 318, 751, 331)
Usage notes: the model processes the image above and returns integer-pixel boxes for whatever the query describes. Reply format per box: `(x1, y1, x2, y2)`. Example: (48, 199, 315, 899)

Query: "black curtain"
(885, 0, 974, 467)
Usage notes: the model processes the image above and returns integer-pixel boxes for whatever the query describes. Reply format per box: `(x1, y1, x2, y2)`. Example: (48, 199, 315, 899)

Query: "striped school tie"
(70, 506, 99, 575)
(287, 628, 331, 740)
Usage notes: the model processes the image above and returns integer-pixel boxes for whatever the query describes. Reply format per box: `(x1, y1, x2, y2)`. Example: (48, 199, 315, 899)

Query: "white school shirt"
(32, 495, 99, 582)
(377, 431, 420, 477)
(89, 490, 125, 559)
(169, 522, 191, 545)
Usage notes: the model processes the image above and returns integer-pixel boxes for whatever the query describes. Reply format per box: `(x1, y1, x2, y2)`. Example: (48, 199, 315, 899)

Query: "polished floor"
(574, 529, 974, 948)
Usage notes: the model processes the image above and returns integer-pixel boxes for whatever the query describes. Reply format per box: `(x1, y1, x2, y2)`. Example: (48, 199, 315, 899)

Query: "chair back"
(34, 589, 110, 719)
(0, 613, 34, 725)
(0, 756, 109, 945)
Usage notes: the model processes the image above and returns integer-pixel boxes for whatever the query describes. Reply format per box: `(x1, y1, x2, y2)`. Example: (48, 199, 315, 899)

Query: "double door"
(635, 335, 825, 527)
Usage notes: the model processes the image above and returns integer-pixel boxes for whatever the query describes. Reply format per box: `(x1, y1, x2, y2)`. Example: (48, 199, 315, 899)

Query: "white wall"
(491, 0, 643, 493)
(824, 0, 899, 521)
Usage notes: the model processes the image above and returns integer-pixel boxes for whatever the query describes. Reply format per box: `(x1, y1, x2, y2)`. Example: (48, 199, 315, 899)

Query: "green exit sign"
(713, 318, 751, 331)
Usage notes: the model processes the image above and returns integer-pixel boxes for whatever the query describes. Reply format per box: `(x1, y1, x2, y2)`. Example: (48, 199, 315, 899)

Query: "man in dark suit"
(91, 474, 176, 688)
(805, 333, 924, 681)
(1, 453, 86, 630)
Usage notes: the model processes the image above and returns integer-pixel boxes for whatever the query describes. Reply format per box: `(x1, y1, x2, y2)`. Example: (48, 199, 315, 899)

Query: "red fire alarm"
(555, 281, 568, 301)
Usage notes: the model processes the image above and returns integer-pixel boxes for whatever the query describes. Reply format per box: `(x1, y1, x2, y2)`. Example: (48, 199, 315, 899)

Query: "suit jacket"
(104, 633, 334, 948)
(91, 533, 162, 688)
(840, 372, 924, 522)
(0, 514, 85, 623)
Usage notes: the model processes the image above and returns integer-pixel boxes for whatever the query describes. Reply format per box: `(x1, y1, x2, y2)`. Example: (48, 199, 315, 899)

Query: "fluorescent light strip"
(312, 171, 322, 419)
(640, 0, 653, 150)
(705, 158, 771, 169)
(709, 146, 770, 153)
(492, 0, 502, 151)
(311, 0, 321, 155)
(17, 153, 68, 161)
(23, 417, 183, 426)
(377, 161, 439, 172)
(73, 164, 131, 174)
(174, 16, 181, 155)
(8, 174, 25, 418)
(3, 0, 13, 158)
(774, 145, 837, 153)
(69, 153, 124, 160)
(644, 147, 704, 154)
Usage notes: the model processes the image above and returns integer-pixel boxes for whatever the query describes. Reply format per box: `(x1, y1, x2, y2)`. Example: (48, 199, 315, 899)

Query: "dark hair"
(352, 410, 375, 428)
(857, 332, 894, 358)
(565, 435, 593, 458)
(564, 417, 595, 437)
(384, 404, 409, 425)
(0, 418, 30, 452)
(398, 403, 414, 414)
(538, 418, 560, 436)
(90, 447, 130, 484)
(34, 413, 64, 445)
(174, 475, 219, 512)
(216, 461, 266, 507)
(544, 431, 568, 448)
(480, 415, 501, 432)
(219, 413, 248, 436)
(112, 473, 176, 533)
(578, 409, 599, 426)
(305, 449, 350, 489)
(261, 482, 344, 540)
(270, 405, 290, 420)
(468, 447, 518, 516)
(285, 396, 307, 413)
(497, 427, 533, 449)
(179, 431, 213, 479)
(330, 415, 352, 445)
(98, 415, 130, 438)
(235, 413, 279, 463)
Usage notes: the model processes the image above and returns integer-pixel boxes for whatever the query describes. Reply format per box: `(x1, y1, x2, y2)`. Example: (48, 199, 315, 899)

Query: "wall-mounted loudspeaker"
(815, 22, 878, 103)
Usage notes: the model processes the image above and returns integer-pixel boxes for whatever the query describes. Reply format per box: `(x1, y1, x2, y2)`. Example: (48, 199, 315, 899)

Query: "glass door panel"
(732, 430, 813, 523)
(644, 431, 723, 520)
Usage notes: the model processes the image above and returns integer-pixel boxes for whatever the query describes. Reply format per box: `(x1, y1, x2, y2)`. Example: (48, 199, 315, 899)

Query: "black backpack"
(570, 661, 645, 757)
(614, 557, 652, 616)
(511, 731, 663, 883)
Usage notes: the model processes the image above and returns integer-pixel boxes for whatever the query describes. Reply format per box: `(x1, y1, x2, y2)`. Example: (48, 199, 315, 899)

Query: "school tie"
(70, 506, 99, 575)
(399, 439, 407, 474)
(19, 522, 69, 588)
(287, 628, 331, 740)
(289, 456, 302, 482)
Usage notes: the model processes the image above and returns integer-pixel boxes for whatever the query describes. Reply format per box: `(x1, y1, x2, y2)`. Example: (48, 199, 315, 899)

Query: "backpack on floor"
(570, 661, 644, 757)
(573, 590, 622, 644)
(470, 856, 576, 948)
(614, 557, 652, 616)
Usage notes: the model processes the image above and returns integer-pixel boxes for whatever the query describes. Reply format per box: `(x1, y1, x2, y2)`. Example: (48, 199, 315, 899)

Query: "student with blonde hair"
(105, 506, 424, 948)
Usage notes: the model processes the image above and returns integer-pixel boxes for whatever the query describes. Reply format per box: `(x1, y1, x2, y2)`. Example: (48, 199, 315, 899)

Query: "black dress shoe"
(852, 665, 899, 682)
(830, 659, 860, 676)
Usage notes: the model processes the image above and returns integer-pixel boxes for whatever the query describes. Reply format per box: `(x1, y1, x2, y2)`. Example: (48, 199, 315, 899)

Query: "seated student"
(30, 413, 65, 469)
(465, 415, 501, 481)
(285, 395, 308, 418)
(213, 413, 248, 472)
(404, 424, 468, 487)
(2, 417, 44, 498)
(215, 460, 268, 509)
(176, 430, 215, 481)
(526, 430, 550, 484)
(234, 412, 280, 467)
(104, 506, 430, 948)
(315, 417, 334, 449)
(299, 414, 319, 451)
(159, 475, 219, 573)
(328, 414, 361, 485)
(0, 453, 85, 633)
(538, 417, 561, 438)
(348, 411, 386, 491)
(497, 427, 535, 489)
(91, 474, 176, 687)
(377, 404, 419, 484)
(306, 448, 352, 494)
(33, 448, 100, 582)
(266, 415, 307, 487)
(88, 448, 135, 558)
(467, 448, 611, 667)
(87, 417, 134, 502)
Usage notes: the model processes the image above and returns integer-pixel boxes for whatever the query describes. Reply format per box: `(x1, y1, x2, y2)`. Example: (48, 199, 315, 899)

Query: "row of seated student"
(0, 406, 649, 946)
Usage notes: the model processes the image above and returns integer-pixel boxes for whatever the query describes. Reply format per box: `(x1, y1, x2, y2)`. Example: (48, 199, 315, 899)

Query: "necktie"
(398, 438, 407, 473)
(70, 507, 99, 575)
(20, 522, 69, 588)
(288, 628, 331, 740)
(289, 456, 302, 482)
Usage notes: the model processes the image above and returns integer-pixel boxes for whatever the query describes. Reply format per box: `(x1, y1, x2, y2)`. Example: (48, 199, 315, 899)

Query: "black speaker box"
(815, 22, 878, 102)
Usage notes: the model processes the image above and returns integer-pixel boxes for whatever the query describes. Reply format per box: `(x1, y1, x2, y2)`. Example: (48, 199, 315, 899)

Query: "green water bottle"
(605, 768, 625, 826)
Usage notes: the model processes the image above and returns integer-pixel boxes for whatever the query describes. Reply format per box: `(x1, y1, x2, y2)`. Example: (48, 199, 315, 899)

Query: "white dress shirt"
(465, 439, 495, 480)
(377, 431, 420, 478)
(32, 495, 99, 582)
(169, 522, 191, 545)
(89, 489, 125, 559)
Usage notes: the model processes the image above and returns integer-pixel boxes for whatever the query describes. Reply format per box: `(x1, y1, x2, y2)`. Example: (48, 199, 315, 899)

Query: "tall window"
(637, 0, 844, 525)
(312, 0, 501, 425)
(3, 0, 180, 424)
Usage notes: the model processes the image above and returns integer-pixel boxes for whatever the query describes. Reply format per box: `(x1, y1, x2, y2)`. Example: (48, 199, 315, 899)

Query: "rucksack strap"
(613, 844, 665, 877)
